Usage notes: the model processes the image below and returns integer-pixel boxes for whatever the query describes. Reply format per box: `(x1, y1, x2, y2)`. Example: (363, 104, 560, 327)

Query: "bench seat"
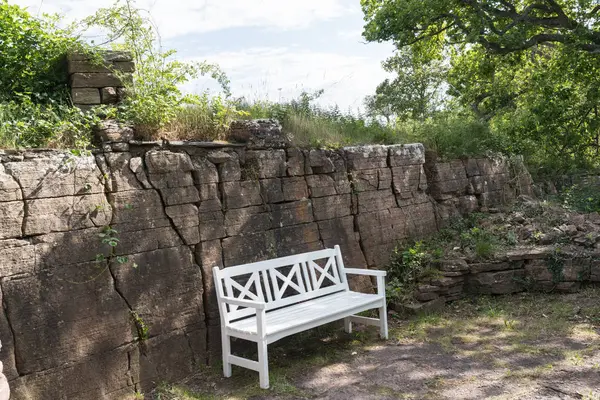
(228, 291, 382, 339)
(213, 245, 388, 389)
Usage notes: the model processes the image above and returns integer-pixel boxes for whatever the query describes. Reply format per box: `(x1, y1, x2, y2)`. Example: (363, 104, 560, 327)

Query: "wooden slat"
(228, 355, 260, 371)
(348, 315, 380, 327)
(301, 261, 312, 291)
(228, 291, 382, 334)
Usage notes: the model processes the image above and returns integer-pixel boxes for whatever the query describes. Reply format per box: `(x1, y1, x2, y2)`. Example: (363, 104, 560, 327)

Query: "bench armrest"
(221, 296, 267, 310)
(345, 268, 387, 277)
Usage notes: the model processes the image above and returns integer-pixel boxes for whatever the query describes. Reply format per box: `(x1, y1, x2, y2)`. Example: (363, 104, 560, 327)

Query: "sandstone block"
(286, 148, 305, 176)
(260, 178, 284, 203)
(272, 223, 322, 257)
(25, 193, 112, 235)
(160, 186, 201, 206)
(388, 143, 425, 166)
(0, 239, 35, 277)
(5, 155, 105, 199)
(165, 204, 200, 245)
(0, 165, 22, 202)
(100, 87, 118, 104)
(70, 72, 123, 88)
(198, 183, 222, 212)
(111, 246, 204, 337)
(196, 240, 223, 320)
(356, 190, 396, 213)
(222, 181, 262, 209)
(245, 150, 286, 178)
(199, 211, 226, 241)
(308, 150, 335, 173)
(345, 145, 388, 170)
(306, 175, 337, 197)
(467, 270, 525, 294)
(282, 177, 308, 201)
(218, 157, 242, 182)
(312, 194, 352, 221)
(318, 216, 367, 269)
(392, 165, 422, 196)
(271, 200, 313, 227)
(146, 150, 194, 174)
(471, 261, 523, 274)
(71, 88, 101, 105)
(2, 264, 133, 374)
(0, 201, 23, 239)
(192, 158, 219, 184)
(94, 120, 134, 142)
(222, 231, 276, 267)
(225, 205, 270, 236)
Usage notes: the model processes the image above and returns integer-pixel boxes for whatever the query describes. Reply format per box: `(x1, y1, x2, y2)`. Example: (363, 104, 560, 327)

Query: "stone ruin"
(0, 119, 536, 399)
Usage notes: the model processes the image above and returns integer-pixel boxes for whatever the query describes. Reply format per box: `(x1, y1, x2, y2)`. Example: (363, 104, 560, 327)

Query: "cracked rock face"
(0, 145, 529, 399)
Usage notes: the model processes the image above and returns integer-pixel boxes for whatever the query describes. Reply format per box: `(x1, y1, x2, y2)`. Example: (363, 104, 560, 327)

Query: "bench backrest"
(213, 246, 349, 322)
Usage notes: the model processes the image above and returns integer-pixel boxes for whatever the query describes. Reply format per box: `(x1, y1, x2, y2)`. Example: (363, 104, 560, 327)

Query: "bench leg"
(379, 303, 388, 340)
(221, 330, 232, 378)
(344, 317, 352, 334)
(258, 339, 269, 389)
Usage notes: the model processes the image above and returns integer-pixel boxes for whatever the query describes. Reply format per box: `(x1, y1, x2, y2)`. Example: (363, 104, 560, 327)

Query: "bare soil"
(152, 289, 600, 400)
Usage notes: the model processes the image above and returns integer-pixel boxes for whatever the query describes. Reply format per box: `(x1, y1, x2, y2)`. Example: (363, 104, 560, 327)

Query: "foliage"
(361, 0, 600, 175)
(0, 98, 99, 148)
(361, 0, 600, 55)
(81, 0, 235, 137)
(559, 184, 600, 213)
(365, 47, 447, 122)
(0, 0, 78, 101)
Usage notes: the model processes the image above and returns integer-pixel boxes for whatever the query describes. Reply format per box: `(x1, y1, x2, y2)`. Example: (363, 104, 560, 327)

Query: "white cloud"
(14, 0, 352, 38)
(184, 47, 392, 111)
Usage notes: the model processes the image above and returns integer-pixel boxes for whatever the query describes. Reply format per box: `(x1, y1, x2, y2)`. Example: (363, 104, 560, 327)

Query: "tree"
(361, 0, 600, 56)
(365, 48, 446, 122)
(362, 0, 600, 173)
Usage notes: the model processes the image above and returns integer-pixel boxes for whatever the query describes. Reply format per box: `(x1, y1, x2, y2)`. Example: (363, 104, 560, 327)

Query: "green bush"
(559, 184, 600, 213)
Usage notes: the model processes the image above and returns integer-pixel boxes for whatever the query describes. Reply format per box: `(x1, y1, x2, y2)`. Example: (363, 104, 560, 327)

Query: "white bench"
(213, 245, 388, 389)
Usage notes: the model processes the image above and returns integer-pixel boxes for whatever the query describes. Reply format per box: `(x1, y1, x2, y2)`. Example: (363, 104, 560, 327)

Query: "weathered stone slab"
(273, 223, 322, 257)
(271, 200, 313, 227)
(222, 181, 262, 209)
(0, 201, 23, 239)
(109, 189, 165, 227)
(100, 87, 119, 104)
(111, 246, 204, 336)
(245, 150, 286, 178)
(9, 345, 135, 400)
(282, 177, 308, 201)
(160, 186, 201, 206)
(306, 174, 337, 197)
(318, 216, 367, 269)
(356, 190, 396, 213)
(71, 88, 101, 104)
(388, 143, 425, 167)
(33, 227, 111, 266)
(345, 145, 388, 170)
(260, 178, 284, 203)
(222, 231, 276, 267)
(196, 240, 223, 320)
(506, 246, 555, 260)
(192, 158, 219, 184)
(137, 329, 200, 390)
(0, 165, 21, 202)
(312, 194, 352, 221)
(165, 204, 200, 245)
(467, 270, 525, 294)
(471, 261, 523, 274)
(225, 205, 270, 236)
(308, 150, 335, 173)
(70, 72, 123, 88)
(2, 264, 132, 374)
(25, 193, 112, 236)
(352, 168, 391, 192)
(357, 209, 407, 267)
(458, 195, 479, 215)
(198, 183, 222, 212)
(392, 165, 422, 196)
(199, 211, 226, 241)
(101, 153, 144, 192)
(146, 150, 194, 174)
(0, 239, 35, 277)
(115, 225, 182, 256)
(5, 155, 104, 199)
(218, 156, 242, 182)
(129, 156, 152, 188)
(286, 148, 305, 176)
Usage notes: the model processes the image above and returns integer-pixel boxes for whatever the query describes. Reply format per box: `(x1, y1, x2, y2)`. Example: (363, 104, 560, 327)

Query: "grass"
(150, 288, 600, 399)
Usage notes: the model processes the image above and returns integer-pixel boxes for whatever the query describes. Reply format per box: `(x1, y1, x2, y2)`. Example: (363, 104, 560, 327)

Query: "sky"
(13, 0, 395, 111)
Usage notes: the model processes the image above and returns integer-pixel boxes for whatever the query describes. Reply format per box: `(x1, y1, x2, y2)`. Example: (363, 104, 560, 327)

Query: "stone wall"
(68, 51, 134, 111)
(0, 133, 529, 399)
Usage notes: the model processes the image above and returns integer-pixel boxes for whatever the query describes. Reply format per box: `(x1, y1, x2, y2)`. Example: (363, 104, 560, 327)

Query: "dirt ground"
(151, 288, 600, 400)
